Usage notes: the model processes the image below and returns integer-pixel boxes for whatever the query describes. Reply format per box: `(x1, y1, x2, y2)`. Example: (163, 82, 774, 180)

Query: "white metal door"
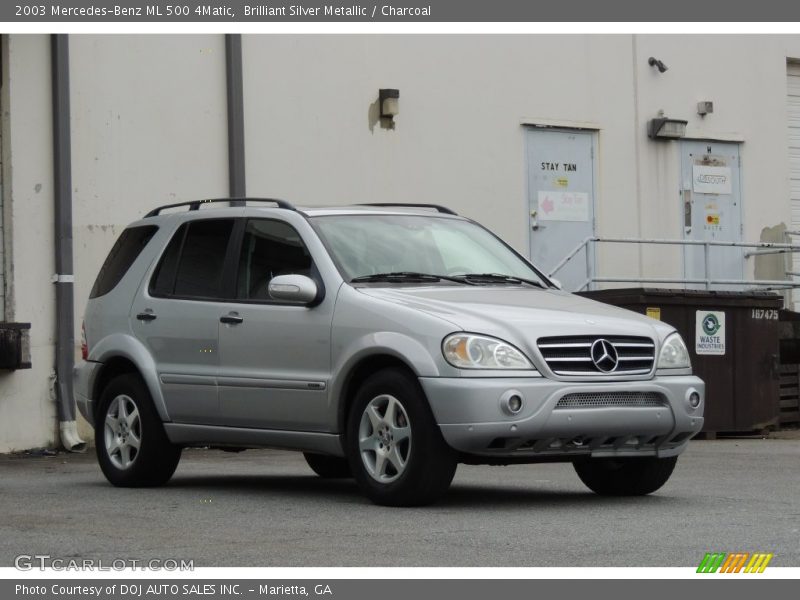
(680, 140, 743, 288)
(527, 128, 595, 291)
(787, 62, 800, 308)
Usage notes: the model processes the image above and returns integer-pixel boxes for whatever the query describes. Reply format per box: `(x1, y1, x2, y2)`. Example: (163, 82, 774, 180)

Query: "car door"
(131, 218, 237, 425)
(216, 217, 334, 432)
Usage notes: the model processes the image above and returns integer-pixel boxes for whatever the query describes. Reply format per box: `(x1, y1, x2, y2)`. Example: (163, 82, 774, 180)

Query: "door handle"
(220, 314, 244, 325)
(530, 210, 544, 231)
(136, 312, 157, 321)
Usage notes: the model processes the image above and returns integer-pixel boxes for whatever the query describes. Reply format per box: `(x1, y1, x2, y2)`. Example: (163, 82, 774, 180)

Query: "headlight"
(657, 333, 691, 370)
(442, 333, 534, 370)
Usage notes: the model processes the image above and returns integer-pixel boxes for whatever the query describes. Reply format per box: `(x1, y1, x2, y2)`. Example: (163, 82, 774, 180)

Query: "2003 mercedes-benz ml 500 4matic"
(75, 199, 704, 506)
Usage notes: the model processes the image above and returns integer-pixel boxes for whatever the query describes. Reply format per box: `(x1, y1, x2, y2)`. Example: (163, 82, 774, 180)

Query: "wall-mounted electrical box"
(0, 323, 31, 370)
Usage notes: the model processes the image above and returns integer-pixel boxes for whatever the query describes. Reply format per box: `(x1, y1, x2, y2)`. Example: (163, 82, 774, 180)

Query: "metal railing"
(548, 236, 800, 292)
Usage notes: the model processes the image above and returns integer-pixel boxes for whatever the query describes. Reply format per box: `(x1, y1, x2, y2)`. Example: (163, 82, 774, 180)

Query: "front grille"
(555, 392, 666, 409)
(538, 335, 655, 376)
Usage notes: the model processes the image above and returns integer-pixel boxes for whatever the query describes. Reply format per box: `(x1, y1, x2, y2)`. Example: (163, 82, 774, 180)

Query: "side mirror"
(550, 278, 563, 290)
(268, 274, 318, 304)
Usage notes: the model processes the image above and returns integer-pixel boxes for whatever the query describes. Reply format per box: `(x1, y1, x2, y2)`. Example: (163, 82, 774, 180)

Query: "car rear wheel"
(95, 373, 181, 487)
(346, 368, 458, 506)
(573, 456, 678, 496)
(303, 452, 352, 478)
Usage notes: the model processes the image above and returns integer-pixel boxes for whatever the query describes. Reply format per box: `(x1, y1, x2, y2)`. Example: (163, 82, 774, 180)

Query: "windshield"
(310, 214, 549, 286)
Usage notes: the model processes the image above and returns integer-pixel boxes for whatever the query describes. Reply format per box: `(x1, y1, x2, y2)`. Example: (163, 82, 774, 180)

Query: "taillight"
(81, 321, 88, 361)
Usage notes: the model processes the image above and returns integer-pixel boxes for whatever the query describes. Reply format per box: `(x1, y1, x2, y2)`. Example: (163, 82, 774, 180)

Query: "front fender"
(328, 331, 442, 428)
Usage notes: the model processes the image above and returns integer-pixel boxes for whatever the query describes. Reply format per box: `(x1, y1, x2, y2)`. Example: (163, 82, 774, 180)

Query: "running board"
(164, 423, 345, 457)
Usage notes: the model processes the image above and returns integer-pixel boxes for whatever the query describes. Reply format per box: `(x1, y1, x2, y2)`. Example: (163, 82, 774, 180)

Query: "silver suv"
(75, 199, 704, 506)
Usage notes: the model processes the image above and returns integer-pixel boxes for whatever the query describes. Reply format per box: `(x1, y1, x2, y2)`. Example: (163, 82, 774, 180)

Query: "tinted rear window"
(90, 225, 158, 298)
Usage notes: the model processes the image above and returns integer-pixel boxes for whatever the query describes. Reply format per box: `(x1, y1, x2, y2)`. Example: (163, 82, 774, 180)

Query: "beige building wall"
(634, 35, 800, 282)
(2, 33, 800, 451)
(241, 35, 639, 256)
(0, 35, 229, 452)
(242, 34, 800, 285)
(0, 35, 57, 452)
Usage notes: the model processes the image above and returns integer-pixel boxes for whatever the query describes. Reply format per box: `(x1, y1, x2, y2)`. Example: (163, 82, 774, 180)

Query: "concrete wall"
(634, 35, 800, 281)
(241, 35, 639, 255)
(0, 35, 228, 452)
(0, 35, 58, 452)
(70, 35, 229, 317)
(2, 33, 800, 451)
(241, 35, 800, 283)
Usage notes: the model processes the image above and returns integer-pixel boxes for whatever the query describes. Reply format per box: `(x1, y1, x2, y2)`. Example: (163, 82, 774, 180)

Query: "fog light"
(500, 390, 524, 415)
(687, 389, 701, 409)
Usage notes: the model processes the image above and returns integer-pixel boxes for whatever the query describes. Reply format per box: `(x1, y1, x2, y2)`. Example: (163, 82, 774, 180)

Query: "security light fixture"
(697, 101, 714, 116)
(648, 117, 688, 140)
(648, 57, 668, 73)
(379, 88, 400, 119)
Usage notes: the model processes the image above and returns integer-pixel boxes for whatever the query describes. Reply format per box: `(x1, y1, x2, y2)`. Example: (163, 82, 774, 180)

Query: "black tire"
(303, 452, 352, 479)
(573, 456, 678, 496)
(345, 367, 457, 506)
(95, 373, 181, 487)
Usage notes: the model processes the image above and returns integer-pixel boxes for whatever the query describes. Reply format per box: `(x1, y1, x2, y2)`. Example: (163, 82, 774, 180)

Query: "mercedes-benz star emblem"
(590, 339, 619, 373)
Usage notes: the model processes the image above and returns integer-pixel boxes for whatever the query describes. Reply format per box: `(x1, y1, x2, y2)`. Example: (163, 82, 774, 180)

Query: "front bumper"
(420, 375, 704, 460)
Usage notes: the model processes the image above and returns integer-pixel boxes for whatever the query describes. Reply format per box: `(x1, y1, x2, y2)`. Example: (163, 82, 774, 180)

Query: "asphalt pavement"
(1, 438, 798, 567)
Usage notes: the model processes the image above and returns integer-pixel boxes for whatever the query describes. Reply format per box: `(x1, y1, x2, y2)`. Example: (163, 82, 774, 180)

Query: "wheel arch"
(335, 353, 421, 435)
(90, 333, 170, 423)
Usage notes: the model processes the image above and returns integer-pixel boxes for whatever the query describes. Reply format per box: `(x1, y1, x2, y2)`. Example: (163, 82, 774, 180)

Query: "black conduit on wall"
(52, 34, 85, 451)
(225, 34, 246, 204)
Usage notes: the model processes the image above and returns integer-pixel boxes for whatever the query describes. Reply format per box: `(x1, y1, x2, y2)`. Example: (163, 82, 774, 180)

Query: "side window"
(90, 225, 158, 298)
(150, 223, 186, 297)
(150, 219, 234, 299)
(236, 219, 313, 301)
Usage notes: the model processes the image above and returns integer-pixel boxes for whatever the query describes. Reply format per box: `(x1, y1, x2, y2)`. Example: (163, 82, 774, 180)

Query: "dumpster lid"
(578, 287, 784, 308)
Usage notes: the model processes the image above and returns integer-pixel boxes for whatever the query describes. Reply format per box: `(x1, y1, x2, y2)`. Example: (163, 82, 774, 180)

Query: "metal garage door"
(788, 62, 800, 309)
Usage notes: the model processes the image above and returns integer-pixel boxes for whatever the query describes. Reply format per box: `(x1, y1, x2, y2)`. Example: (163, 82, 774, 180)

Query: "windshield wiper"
(451, 273, 548, 289)
(351, 271, 476, 285)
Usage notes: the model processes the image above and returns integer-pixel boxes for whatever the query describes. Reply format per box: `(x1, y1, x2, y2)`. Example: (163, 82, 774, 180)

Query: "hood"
(356, 285, 674, 345)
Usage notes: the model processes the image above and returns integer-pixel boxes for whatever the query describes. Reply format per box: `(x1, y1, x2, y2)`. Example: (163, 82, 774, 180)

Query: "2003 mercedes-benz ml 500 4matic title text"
(74, 199, 704, 506)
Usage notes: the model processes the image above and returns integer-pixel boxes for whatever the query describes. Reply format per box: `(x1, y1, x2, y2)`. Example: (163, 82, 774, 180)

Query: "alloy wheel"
(103, 394, 142, 470)
(358, 394, 412, 483)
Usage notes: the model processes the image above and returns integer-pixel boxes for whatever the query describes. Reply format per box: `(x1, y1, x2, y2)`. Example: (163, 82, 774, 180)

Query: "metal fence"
(548, 236, 800, 293)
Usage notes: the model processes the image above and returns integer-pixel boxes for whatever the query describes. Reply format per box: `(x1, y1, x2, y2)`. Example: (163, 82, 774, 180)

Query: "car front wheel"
(346, 368, 457, 506)
(573, 456, 678, 496)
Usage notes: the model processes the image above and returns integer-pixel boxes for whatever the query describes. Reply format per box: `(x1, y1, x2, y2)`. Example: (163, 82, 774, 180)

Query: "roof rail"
(144, 197, 295, 218)
(358, 203, 458, 215)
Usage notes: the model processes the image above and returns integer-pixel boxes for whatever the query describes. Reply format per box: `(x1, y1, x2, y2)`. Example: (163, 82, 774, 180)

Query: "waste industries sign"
(696, 310, 726, 355)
